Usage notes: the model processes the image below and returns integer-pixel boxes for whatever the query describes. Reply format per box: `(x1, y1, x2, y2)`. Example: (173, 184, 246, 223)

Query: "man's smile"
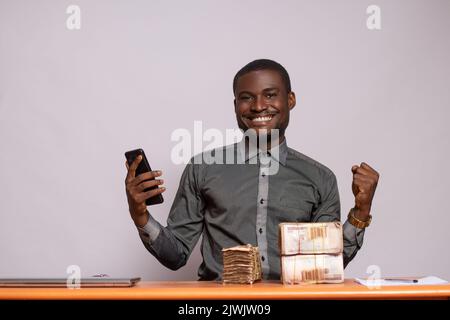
(244, 113, 277, 126)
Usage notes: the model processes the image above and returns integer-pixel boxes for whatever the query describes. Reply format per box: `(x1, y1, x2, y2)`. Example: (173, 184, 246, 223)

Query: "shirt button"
(261, 172, 266, 177)
(261, 256, 265, 261)
(259, 228, 263, 234)
(260, 198, 264, 204)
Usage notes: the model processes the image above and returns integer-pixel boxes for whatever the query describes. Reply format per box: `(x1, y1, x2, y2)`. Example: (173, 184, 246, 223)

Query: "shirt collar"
(237, 137, 288, 166)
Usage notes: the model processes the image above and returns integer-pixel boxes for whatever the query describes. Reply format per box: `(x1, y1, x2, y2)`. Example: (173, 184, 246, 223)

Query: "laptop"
(0, 277, 141, 288)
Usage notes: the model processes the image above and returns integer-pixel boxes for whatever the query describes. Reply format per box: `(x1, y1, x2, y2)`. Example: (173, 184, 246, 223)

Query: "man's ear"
(234, 98, 237, 112)
(288, 92, 296, 110)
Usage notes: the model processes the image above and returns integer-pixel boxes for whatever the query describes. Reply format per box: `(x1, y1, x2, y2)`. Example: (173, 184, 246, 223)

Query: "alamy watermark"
(64, 5, 380, 31)
(171, 121, 280, 175)
(366, 264, 382, 289)
(66, 264, 81, 289)
(66, 5, 81, 30)
(366, 5, 381, 30)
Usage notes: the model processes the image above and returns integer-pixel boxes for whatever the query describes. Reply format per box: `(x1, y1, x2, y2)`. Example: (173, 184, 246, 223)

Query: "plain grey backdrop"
(1, 0, 449, 281)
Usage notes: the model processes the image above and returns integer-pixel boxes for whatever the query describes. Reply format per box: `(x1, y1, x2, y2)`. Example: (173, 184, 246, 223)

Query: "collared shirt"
(137, 139, 365, 280)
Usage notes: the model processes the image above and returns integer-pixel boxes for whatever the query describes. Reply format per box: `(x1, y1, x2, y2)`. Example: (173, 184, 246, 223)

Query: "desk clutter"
(279, 222, 344, 284)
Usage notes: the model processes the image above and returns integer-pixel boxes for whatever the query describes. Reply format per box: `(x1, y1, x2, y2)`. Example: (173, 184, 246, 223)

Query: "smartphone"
(125, 148, 164, 206)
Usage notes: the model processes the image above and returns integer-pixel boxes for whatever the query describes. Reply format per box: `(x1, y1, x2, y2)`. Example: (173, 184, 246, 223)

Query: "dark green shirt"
(137, 140, 365, 280)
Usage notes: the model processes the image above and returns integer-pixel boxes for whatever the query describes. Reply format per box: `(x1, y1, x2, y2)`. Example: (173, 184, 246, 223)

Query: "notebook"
(0, 277, 141, 288)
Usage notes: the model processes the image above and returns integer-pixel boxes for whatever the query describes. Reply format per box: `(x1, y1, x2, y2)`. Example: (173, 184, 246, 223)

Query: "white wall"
(1, 0, 449, 281)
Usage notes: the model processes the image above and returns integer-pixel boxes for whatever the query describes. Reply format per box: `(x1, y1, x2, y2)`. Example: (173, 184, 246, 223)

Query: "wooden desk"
(0, 280, 449, 300)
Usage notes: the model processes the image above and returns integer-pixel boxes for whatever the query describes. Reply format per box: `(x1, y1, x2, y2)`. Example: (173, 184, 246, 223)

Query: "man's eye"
(240, 96, 252, 101)
(266, 93, 277, 98)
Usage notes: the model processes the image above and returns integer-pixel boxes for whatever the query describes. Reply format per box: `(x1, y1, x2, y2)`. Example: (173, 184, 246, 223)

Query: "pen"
(384, 278, 418, 283)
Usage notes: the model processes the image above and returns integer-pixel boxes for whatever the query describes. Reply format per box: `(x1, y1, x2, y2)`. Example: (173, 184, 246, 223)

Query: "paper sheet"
(355, 276, 448, 287)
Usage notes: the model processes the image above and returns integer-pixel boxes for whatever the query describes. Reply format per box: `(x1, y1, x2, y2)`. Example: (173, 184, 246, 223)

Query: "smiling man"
(125, 59, 379, 280)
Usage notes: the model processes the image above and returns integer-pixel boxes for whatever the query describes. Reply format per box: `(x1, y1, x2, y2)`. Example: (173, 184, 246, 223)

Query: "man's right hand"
(125, 155, 166, 227)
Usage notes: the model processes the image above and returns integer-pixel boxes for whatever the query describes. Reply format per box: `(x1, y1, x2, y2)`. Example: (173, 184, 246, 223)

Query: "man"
(125, 59, 379, 280)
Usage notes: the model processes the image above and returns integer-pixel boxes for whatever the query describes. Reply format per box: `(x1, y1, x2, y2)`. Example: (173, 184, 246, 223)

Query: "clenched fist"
(351, 162, 380, 221)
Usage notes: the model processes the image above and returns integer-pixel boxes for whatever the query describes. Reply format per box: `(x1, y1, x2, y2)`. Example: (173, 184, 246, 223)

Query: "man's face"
(234, 69, 296, 140)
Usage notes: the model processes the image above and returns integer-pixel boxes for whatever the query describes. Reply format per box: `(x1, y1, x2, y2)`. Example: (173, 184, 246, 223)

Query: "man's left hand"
(351, 162, 380, 221)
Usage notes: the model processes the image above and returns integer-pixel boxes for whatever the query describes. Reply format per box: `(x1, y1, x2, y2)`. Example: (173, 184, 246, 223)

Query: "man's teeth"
(252, 115, 273, 122)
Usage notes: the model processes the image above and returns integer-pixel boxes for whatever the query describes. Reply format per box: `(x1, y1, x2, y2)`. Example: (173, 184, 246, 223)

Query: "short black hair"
(233, 59, 292, 95)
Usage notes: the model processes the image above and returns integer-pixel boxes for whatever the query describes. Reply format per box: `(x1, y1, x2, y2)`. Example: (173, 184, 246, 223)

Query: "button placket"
(255, 154, 270, 278)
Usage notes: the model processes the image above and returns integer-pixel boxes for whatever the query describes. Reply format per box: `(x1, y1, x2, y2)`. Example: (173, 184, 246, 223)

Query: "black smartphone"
(125, 148, 164, 206)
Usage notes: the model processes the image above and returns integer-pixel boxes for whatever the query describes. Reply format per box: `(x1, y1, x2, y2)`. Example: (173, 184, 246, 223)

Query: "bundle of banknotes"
(279, 222, 343, 255)
(279, 222, 344, 284)
(222, 244, 262, 284)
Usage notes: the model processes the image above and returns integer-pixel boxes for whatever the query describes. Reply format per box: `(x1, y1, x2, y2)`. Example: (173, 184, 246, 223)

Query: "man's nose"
(250, 96, 268, 113)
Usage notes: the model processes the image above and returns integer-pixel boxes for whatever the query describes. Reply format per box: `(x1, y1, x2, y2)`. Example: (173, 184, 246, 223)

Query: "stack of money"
(281, 254, 344, 284)
(279, 222, 343, 255)
(222, 244, 262, 284)
(279, 222, 344, 284)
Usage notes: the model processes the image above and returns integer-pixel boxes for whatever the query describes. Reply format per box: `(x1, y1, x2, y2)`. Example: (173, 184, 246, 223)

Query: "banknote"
(279, 222, 343, 255)
(222, 244, 262, 284)
(281, 254, 344, 284)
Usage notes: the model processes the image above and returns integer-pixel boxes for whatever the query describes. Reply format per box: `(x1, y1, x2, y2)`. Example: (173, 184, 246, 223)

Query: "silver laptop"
(0, 277, 141, 288)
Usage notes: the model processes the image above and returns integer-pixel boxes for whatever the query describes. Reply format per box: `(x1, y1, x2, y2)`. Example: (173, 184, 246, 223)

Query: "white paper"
(355, 276, 448, 287)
